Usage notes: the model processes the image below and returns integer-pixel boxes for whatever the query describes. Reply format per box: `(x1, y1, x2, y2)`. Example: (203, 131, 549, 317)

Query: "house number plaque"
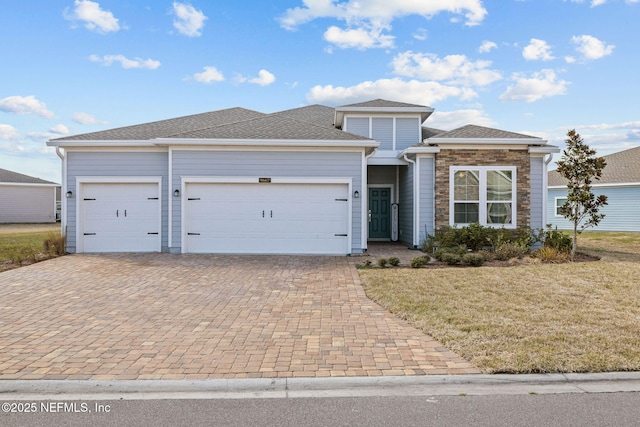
(258, 177, 272, 183)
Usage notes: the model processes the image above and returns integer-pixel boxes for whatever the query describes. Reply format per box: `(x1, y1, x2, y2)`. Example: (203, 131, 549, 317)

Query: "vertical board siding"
(0, 186, 56, 223)
(548, 186, 640, 231)
(345, 117, 369, 138)
(396, 118, 421, 151)
(372, 118, 393, 150)
(66, 151, 169, 253)
(529, 157, 544, 230)
(418, 157, 435, 243)
(398, 164, 414, 246)
(172, 150, 364, 252)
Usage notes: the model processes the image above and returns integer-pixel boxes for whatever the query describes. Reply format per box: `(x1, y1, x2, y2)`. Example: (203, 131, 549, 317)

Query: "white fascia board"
(47, 139, 158, 148)
(549, 182, 640, 189)
(529, 146, 561, 154)
(154, 138, 379, 148)
(401, 146, 440, 155)
(0, 182, 59, 187)
(427, 138, 546, 145)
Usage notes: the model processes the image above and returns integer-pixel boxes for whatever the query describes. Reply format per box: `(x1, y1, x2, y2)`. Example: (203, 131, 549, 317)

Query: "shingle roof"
(54, 107, 265, 141)
(422, 127, 446, 139)
(0, 168, 58, 185)
(549, 145, 640, 186)
(274, 105, 335, 127)
(428, 124, 541, 140)
(338, 99, 430, 109)
(166, 113, 373, 141)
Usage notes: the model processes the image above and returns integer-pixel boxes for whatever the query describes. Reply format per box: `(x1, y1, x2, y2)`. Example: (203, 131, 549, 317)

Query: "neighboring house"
(47, 99, 559, 255)
(0, 168, 60, 223)
(548, 146, 640, 232)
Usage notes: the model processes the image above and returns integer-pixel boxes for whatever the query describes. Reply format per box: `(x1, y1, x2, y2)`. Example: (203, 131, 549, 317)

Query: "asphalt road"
(2, 393, 640, 427)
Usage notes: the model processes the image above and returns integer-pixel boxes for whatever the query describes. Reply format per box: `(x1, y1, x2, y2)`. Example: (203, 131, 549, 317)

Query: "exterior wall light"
(354, 190, 359, 198)
(66, 190, 73, 198)
(174, 189, 180, 197)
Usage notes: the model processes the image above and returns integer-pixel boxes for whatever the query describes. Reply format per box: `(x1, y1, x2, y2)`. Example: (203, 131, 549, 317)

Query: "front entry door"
(369, 187, 391, 239)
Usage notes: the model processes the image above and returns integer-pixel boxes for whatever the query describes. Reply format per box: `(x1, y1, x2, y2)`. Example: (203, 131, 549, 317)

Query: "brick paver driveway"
(0, 254, 479, 380)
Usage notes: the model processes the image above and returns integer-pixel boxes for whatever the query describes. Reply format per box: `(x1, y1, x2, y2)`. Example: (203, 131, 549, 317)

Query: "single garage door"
(184, 182, 350, 254)
(79, 182, 161, 252)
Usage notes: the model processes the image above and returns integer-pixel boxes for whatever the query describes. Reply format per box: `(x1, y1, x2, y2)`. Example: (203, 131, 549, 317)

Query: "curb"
(2, 372, 640, 399)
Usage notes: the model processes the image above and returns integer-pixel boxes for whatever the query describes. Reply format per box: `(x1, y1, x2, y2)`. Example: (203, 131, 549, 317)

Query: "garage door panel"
(184, 182, 350, 254)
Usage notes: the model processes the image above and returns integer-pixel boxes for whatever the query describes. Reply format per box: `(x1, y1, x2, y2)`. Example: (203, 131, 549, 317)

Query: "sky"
(1, 0, 639, 183)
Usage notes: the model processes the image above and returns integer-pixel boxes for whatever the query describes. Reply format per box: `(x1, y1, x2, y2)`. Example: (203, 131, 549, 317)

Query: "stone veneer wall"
(434, 149, 531, 230)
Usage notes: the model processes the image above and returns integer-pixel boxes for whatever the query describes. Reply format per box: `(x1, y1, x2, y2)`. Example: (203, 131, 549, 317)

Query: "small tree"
(555, 129, 608, 258)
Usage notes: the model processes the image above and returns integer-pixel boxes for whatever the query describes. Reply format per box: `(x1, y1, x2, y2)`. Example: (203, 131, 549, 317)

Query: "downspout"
(403, 154, 417, 248)
(362, 149, 376, 252)
(543, 153, 553, 228)
(55, 147, 66, 238)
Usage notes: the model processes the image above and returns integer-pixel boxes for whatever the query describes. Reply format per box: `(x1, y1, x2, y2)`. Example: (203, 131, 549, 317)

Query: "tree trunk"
(572, 222, 578, 260)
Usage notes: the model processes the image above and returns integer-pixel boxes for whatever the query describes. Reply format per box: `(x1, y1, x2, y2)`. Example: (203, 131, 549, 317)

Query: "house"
(547, 146, 640, 232)
(0, 168, 60, 223)
(47, 99, 559, 255)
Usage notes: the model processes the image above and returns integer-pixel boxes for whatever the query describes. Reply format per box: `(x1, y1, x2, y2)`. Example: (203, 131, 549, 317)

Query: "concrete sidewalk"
(2, 372, 640, 400)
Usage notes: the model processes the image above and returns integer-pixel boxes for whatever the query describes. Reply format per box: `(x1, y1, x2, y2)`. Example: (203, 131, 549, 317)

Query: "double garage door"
(184, 182, 350, 255)
(77, 180, 350, 254)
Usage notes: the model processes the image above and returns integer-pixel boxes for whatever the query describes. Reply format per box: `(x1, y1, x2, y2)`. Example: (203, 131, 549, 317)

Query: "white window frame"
(449, 166, 517, 228)
(554, 196, 568, 217)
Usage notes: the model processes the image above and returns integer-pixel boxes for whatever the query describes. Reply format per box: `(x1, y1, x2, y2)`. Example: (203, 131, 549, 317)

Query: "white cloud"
(191, 66, 225, 84)
(413, 28, 428, 41)
(279, 0, 488, 30)
(172, 2, 207, 37)
(577, 120, 640, 130)
(64, 0, 120, 34)
(0, 124, 20, 140)
(72, 112, 104, 124)
(89, 54, 161, 69)
(478, 40, 497, 53)
(50, 124, 69, 135)
(391, 51, 502, 87)
(522, 38, 554, 61)
(428, 110, 497, 130)
(571, 35, 614, 60)
(324, 25, 394, 49)
(0, 95, 55, 118)
(500, 69, 569, 103)
(306, 78, 477, 106)
(236, 69, 276, 86)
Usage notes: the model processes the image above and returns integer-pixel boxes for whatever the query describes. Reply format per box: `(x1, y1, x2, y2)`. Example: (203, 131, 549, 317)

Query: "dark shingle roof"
(422, 127, 446, 139)
(274, 105, 335, 127)
(549, 145, 640, 186)
(54, 108, 265, 141)
(338, 99, 429, 109)
(0, 168, 58, 185)
(428, 124, 541, 140)
(167, 113, 372, 141)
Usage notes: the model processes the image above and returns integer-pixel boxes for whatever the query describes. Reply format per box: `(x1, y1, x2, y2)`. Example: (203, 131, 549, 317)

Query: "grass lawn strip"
(0, 224, 61, 272)
(360, 232, 640, 374)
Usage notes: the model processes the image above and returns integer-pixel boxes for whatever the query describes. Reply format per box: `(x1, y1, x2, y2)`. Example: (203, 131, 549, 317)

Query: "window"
(554, 197, 567, 217)
(450, 166, 517, 227)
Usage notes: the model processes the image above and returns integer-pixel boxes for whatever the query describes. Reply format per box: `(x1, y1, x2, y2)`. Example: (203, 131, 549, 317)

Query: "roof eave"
(334, 106, 434, 128)
(153, 138, 379, 148)
(426, 137, 547, 145)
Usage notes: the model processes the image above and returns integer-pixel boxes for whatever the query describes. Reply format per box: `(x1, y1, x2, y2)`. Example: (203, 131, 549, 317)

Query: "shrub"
(377, 258, 388, 268)
(440, 252, 462, 265)
(487, 227, 511, 251)
(361, 259, 373, 268)
(433, 245, 467, 261)
(43, 233, 66, 256)
(387, 256, 400, 267)
(422, 226, 462, 253)
(514, 227, 543, 251)
(494, 242, 528, 261)
(462, 252, 485, 267)
(460, 222, 491, 251)
(543, 226, 572, 253)
(410, 255, 430, 268)
(534, 246, 569, 263)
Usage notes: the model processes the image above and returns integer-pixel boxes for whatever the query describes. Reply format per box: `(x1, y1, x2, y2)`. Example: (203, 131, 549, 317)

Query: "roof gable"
(273, 104, 335, 127)
(338, 99, 429, 109)
(428, 124, 541, 140)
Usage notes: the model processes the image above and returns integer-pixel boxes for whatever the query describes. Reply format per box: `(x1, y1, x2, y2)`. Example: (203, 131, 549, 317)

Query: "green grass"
(359, 232, 640, 374)
(0, 224, 63, 271)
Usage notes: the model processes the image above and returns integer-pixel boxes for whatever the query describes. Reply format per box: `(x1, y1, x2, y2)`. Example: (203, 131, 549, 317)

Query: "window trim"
(554, 196, 568, 218)
(449, 166, 517, 228)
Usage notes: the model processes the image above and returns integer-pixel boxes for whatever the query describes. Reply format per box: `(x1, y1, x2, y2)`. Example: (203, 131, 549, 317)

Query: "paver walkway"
(0, 254, 479, 380)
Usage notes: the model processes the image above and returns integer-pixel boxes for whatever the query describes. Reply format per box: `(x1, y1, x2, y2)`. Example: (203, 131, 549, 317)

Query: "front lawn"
(0, 224, 63, 272)
(359, 232, 640, 373)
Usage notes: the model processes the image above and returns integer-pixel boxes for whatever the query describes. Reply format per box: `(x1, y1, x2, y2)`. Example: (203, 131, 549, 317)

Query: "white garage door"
(184, 182, 350, 254)
(79, 182, 161, 252)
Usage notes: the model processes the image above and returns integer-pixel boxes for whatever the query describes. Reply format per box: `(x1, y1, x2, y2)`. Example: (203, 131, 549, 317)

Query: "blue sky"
(1, 0, 639, 183)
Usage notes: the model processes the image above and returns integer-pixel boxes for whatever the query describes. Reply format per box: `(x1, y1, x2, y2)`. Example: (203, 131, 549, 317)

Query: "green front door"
(369, 187, 391, 239)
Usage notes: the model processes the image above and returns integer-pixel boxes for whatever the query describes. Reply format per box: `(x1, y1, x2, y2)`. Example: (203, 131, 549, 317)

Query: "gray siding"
(548, 186, 640, 232)
(372, 118, 393, 150)
(345, 117, 369, 138)
(417, 156, 435, 243)
(530, 157, 544, 230)
(172, 150, 364, 253)
(0, 185, 56, 223)
(65, 151, 169, 253)
(396, 118, 421, 151)
(398, 163, 414, 246)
